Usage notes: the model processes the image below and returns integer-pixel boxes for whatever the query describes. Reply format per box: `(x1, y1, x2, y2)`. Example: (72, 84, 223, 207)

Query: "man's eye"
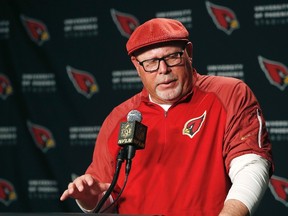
(147, 59, 158, 64)
(167, 54, 178, 59)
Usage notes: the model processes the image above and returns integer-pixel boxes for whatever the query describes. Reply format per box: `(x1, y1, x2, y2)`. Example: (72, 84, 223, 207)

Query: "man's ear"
(131, 56, 137, 67)
(186, 42, 193, 60)
(131, 56, 141, 76)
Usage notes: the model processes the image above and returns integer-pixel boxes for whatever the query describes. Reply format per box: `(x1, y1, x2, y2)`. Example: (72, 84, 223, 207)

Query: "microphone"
(118, 110, 147, 173)
(94, 110, 147, 213)
(118, 110, 147, 157)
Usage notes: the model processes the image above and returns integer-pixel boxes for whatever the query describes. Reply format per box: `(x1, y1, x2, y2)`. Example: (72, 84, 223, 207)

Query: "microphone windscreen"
(127, 110, 142, 122)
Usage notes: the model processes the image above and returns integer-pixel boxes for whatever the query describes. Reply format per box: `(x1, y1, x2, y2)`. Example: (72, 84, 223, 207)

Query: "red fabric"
(126, 18, 189, 55)
(86, 70, 273, 216)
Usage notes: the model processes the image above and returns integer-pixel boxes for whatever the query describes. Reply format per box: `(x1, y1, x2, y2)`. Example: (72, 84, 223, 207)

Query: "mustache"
(156, 75, 177, 85)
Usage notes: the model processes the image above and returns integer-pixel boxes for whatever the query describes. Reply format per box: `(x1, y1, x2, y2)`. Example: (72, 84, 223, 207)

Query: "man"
(60, 18, 273, 216)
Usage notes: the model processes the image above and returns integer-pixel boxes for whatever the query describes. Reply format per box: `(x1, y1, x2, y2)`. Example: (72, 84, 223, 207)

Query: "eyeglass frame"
(135, 47, 186, 73)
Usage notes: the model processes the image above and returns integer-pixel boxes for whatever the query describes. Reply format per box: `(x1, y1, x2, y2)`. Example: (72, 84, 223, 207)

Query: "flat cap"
(126, 18, 189, 55)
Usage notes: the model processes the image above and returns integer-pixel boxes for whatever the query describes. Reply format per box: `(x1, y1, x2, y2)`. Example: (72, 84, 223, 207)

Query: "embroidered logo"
(183, 111, 206, 138)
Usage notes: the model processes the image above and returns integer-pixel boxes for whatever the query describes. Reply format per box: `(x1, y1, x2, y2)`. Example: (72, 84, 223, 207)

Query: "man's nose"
(157, 59, 170, 74)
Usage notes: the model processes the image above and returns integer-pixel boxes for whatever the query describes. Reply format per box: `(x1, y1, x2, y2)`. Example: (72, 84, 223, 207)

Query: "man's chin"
(156, 91, 181, 103)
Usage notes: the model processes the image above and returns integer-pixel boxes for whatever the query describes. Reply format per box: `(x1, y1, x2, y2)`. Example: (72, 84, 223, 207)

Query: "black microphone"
(94, 110, 147, 213)
(118, 110, 147, 173)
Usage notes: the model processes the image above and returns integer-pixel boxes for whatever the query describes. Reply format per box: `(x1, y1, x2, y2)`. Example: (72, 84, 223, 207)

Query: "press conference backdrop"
(0, 0, 287, 214)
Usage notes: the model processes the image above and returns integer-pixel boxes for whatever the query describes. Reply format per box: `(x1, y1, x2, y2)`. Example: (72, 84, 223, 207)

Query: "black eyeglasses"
(136, 50, 185, 73)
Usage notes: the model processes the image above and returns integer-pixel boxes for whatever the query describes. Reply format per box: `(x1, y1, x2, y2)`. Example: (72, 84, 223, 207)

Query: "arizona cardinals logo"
(269, 175, 288, 207)
(67, 65, 99, 98)
(0, 74, 13, 100)
(258, 56, 288, 91)
(111, 9, 139, 38)
(183, 111, 207, 138)
(20, 14, 50, 46)
(0, 179, 17, 206)
(206, 1, 239, 35)
(27, 121, 55, 152)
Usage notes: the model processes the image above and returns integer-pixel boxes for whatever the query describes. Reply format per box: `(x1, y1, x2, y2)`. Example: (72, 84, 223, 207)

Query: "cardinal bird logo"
(183, 111, 207, 138)
(258, 56, 288, 91)
(20, 14, 50, 46)
(67, 65, 99, 98)
(206, 1, 239, 35)
(27, 121, 55, 152)
(111, 9, 140, 38)
(0, 74, 13, 100)
(269, 175, 288, 207)
(0, 179, 17, 206)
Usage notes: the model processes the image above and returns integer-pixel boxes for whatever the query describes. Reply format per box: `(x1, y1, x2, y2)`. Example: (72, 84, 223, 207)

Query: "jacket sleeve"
(222, 80, 273, 175)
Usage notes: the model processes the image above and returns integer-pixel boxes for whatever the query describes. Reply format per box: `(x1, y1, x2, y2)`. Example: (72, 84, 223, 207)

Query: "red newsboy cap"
(126, 18, 189, 56)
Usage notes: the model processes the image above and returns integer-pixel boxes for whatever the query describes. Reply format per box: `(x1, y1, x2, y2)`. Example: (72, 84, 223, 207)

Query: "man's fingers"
(72, 175, 90, 192)
(84, 174, 95, 186)
(59, 174, 110, 202)
(74, 181, 84, 192)
(60, 189, 69, 201)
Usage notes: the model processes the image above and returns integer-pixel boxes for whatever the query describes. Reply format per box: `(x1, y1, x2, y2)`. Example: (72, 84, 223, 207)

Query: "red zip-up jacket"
(86, 70, 273, 216)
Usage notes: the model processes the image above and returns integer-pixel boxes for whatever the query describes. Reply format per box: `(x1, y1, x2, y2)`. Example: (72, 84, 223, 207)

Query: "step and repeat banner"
(0, 0, 287, 215)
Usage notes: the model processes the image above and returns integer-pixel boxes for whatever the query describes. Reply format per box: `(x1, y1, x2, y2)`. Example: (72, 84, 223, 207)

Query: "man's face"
(132, 42, 193, 104)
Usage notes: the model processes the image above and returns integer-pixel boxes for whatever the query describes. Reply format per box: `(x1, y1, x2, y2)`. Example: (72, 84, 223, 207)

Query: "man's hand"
(60, 174, 110, 210)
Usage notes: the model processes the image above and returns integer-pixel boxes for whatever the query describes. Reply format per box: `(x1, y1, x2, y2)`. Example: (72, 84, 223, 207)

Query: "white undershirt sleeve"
(225, 153, 271, 215)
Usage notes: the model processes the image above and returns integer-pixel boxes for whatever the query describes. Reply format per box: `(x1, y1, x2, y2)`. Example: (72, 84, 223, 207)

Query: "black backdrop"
(0, 0, 287, 215)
